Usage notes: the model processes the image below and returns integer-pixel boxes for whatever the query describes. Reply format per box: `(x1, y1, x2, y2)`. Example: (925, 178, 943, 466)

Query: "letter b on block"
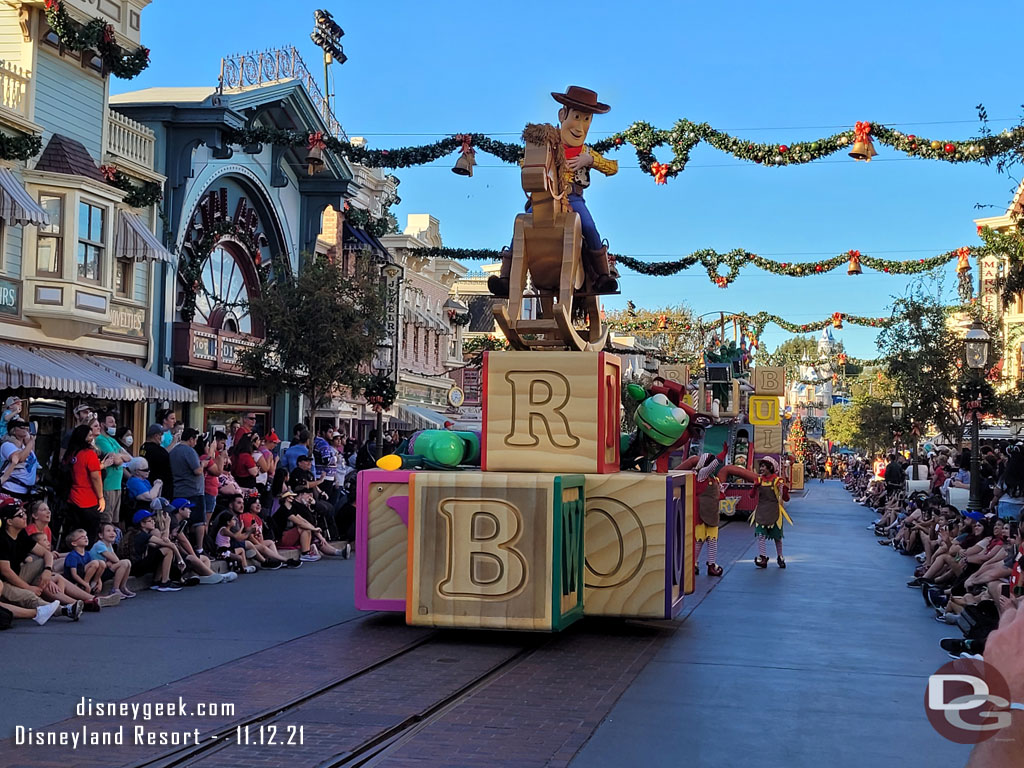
(408, 472, 584, 631)
(484, 351, 620, 473)
(438, 499, 527, 599)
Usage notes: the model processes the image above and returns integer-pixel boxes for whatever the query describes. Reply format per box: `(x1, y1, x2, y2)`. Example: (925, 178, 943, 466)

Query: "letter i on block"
(482, 351, 620, 474)
(406, 472, 585, 631)
(354, 469, 410, 612)
(582, 471, 693, 618)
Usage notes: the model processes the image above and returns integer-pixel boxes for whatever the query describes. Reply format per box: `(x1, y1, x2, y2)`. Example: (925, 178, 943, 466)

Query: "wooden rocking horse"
(492, 124, 609, 352)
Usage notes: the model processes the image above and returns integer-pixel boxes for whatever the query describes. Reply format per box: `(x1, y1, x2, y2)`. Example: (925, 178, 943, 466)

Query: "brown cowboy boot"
(586, 244, 618, 294)
(487, 247, 513, 298)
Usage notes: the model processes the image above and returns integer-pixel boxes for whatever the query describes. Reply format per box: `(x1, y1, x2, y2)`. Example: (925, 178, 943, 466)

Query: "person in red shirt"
(63, 424, 105, 543)
(233, 412, 256, 448)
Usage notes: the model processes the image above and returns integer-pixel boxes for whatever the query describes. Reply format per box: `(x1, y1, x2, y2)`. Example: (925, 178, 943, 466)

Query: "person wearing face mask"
(115, 426, 134, 451)
(94, 411, 132, 528)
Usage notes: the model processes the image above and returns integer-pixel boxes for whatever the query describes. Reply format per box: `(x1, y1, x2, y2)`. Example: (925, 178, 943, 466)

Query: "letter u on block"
(438, 498, 528, 600)
(504, 370, 580, 449)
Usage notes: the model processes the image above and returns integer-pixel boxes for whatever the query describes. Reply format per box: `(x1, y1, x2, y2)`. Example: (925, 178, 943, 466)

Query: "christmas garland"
(178, 219, 266, 322)
(100, 165, 162, 208)
(43, 0, 150, 80)
(414, 238, 996, 288)
(462, 335, 510, 354)
(344, 203, 393, 237)
(0, 131, 42, 162)
(222, 127, 524, 168)
(223, 117, 1022, 183)
(608, 311, 893, 340)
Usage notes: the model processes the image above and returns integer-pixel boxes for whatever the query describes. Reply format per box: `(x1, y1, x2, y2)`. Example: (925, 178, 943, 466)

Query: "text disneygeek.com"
(11, 696, 303, 749)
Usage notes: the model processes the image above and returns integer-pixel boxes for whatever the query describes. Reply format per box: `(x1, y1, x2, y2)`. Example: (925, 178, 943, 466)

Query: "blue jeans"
(515, 193, 602, 252)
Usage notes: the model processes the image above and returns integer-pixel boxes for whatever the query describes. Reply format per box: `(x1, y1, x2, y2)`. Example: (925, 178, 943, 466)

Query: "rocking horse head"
(521, 123, 570, 213)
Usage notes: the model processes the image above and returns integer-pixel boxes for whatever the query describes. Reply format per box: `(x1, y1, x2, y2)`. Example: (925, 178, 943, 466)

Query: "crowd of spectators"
(0, 403, 374, 627)
(845, 446, 1023, 659)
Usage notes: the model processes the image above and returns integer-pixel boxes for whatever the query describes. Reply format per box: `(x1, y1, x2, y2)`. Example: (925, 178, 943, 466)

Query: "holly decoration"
(99, 164, 162, 208)
(44, 0, 150, 80)
(178, 218, 267, 322)
(0, 131, 42, 162)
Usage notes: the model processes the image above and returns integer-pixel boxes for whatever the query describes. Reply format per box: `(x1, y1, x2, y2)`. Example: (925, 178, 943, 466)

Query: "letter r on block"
(438, 498, 528, 600)
(504, 370, 580, 449)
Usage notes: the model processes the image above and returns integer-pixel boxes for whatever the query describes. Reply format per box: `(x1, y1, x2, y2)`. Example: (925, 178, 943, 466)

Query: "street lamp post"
(964, 321, 991, 512)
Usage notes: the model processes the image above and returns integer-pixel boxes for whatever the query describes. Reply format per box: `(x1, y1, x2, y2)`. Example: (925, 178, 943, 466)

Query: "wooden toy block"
(748, 395, 781, 425)
(582, 471, 693, 618)
(753, 365, 786, 396)
(406, 471, 584, 631)
(355, 469, 410, 612)
(753, 423, 783, 454)
(482, 350, 620, 474)
(658, 364, 689, 387)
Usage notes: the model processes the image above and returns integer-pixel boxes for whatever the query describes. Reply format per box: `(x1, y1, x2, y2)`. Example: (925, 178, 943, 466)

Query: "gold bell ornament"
(452, 134, 476, 176)
(849, 121, 877, 162)
(306, 131, 327, 176)
(847, 250, 862, 275)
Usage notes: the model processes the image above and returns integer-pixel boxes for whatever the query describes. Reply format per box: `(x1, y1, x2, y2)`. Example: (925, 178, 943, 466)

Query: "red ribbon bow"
(956, 246, 971, 273)
(307, 132, 326, 151)
(651, 162, 670, 185)
(99, 164, 118, 182)
(455, 134, 473, 155)
(854, 121, 872, 142)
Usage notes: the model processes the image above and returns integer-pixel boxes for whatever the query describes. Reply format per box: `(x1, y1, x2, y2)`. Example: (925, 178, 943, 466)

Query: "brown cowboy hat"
(551, 86, 610, 115)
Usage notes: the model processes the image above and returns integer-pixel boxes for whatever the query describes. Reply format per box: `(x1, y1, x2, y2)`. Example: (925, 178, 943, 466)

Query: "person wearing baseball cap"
(0, 395, 23, 439)
(1, 419, 38, 500)
(165, 498, 230, 585)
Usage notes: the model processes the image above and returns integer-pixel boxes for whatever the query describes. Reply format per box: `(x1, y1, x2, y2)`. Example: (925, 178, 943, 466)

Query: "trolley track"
(123, 628, 548, 768)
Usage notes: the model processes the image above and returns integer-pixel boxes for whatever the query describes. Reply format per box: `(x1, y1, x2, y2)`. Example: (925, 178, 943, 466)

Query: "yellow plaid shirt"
(564, 146, 618, 191)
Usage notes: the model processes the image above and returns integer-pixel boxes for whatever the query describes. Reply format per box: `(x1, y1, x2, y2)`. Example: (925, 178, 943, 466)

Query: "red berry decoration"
(614, 137, 623, 145)
(944, 143, 955, 154)
(779, 145, 788, 153)
(884, 267, 890, 273)
(815, 264, 822, 272)
(781, 263, 788, 268)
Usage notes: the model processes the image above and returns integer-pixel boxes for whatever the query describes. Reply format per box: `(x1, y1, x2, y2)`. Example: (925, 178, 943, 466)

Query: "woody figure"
(489, 85, 619, 298)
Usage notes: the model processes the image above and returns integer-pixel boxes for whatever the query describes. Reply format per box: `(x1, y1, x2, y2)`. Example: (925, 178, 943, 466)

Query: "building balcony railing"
(218, 47, 348, 141)
(172, 322, 258, 375)
(0, 60, 30, 121)
(106, 108, 156, 172)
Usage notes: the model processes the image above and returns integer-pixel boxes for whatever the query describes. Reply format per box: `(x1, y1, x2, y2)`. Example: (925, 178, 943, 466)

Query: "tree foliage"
(876, 281, 1024, 444)
(826, 397, 898, 456)
(237, 254, 391, 426)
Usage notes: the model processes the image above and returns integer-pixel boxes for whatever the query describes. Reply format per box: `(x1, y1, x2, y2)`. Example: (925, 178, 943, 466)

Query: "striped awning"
(0, 343, 144, 400)
(395, 403, 447, 431)
(90, 355, 198, 403)
(116, 210, 174, 264)
(0, 167, 49, 226)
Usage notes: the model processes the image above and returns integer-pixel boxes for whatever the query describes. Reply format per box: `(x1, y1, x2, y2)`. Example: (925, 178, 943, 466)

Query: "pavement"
(0, 553, 360, 733)
(571, 480, 973, 768)
(0, 482, 976, 767)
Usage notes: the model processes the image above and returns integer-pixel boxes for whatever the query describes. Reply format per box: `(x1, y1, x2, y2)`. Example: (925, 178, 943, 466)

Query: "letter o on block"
(582, 472, 692, 619)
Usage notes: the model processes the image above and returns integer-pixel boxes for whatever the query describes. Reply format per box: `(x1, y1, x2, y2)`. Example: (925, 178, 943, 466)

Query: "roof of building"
(110, 87, 219, 106)
(34, 134, 104, 183)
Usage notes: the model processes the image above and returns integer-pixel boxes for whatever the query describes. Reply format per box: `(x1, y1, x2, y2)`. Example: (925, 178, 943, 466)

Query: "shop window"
(413, 325, 420, 359)
(36, 194, 63, 276)
(77, 201, 105, 283)
(115, 257, 133, 298)
(81, 51, 104, 74)
(434, 333, 440, 365)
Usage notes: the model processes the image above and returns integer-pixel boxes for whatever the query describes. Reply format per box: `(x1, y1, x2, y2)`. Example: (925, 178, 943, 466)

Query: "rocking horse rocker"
(490, 86, 619, 352)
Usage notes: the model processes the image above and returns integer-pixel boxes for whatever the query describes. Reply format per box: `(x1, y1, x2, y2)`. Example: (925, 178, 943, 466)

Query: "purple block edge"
(354, 469, 411, 613)
(665, 473, 687, 619)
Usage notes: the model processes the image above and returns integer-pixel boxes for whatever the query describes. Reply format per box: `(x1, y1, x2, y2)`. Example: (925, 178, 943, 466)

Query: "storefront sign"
(104, 304, 146, 337)
(0, 278, 20, 317)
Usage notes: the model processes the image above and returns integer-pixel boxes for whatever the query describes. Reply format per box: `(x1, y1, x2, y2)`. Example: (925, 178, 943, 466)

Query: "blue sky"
(113, 0, 1024, 358)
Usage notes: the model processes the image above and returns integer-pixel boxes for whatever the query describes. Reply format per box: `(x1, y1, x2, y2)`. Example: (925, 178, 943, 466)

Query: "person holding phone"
(0, 419, 39, 501)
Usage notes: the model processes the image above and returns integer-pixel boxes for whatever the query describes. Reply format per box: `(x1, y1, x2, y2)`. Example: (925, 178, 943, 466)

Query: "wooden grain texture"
(354, 470, 410, 612)
(753, 423, 783, 454)
(406, 472, 584, 631)
(697, 380, 741, 417)
(483, 351, 619, 474)
(658, 364, 689, 387)
(582, 473, 669, 618)
(748, 395, 781, 425)
(753, 365, 786, 396)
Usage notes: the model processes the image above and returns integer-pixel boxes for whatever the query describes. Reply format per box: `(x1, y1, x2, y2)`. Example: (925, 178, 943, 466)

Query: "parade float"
(349, 86, 799, 631)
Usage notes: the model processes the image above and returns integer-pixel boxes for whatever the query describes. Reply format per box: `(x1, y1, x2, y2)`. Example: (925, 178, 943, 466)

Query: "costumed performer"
(488, 85, 619, 298)
(748, 456, 792, 568)
(677, 443, 752, 577)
